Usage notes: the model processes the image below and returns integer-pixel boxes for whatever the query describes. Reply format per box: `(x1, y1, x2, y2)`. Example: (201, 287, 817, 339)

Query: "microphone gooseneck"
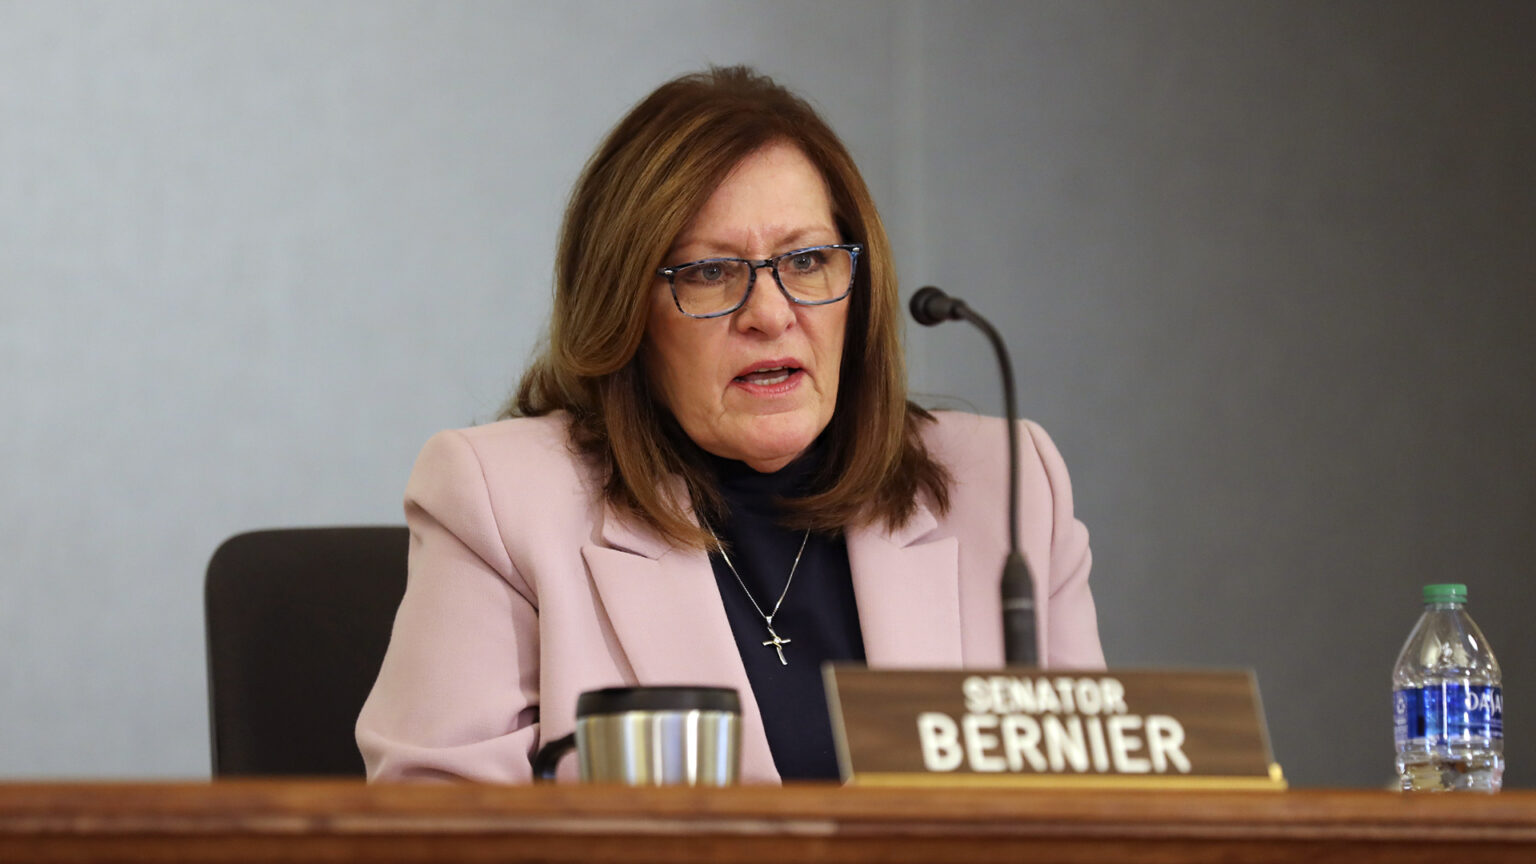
(909, 286, 1037, 667)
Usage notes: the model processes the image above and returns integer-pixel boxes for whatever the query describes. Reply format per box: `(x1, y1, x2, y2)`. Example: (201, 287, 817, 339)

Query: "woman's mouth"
(735, 366, 798, 386)
(732, 364, 805, 394)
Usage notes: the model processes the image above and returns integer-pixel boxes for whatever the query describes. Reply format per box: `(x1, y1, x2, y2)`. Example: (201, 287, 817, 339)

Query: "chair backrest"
(205, 526, 408, 776)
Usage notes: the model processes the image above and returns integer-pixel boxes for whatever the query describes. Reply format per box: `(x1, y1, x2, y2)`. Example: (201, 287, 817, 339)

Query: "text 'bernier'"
(917, 675, 1192, 774)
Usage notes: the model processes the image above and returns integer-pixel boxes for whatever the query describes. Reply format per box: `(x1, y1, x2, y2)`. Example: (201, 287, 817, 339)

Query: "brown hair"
(510, 66, 949, 548)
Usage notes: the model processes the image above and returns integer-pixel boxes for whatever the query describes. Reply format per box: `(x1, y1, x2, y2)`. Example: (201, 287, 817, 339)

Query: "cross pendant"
(762, 626, 792, 665)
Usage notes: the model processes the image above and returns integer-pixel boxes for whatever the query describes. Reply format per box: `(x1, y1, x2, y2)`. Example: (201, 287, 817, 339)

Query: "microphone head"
(910, 285, 960, 326)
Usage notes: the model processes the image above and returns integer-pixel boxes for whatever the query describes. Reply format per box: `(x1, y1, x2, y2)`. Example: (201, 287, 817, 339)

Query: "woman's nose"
(732, 269, 795, 336)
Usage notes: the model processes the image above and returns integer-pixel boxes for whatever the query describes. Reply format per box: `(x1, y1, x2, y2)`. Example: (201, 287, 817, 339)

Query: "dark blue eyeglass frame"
(654, 243, 864, 319)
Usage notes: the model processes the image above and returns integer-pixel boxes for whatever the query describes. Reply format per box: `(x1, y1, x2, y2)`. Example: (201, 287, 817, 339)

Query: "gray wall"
(903, 1, 1536, 789)
(2, 1, 1531, 787)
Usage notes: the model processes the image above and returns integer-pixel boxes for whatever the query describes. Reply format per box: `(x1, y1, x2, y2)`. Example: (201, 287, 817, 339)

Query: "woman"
(357, 67, 1103, 783)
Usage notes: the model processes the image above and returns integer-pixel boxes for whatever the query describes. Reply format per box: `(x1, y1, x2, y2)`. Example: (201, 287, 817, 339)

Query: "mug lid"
(576, 686, 740, 716)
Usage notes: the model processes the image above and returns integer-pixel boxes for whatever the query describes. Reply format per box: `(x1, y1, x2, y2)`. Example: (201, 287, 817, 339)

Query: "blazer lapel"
(581, 502, 778, 781)
(845, 500, 964, 668)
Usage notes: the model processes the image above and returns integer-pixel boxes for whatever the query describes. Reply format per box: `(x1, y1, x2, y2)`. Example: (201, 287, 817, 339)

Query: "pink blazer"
(357, 411, 1104, 783)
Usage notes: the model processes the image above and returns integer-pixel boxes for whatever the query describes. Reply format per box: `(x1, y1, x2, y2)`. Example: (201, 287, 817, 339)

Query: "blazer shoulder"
(443, 413, 589, 483)
(454, 412, 572, 452)
(919, 411, 1073, 502)
(922, 410, 999, 444)
(408, 413, 599, 551)
(922, 410, 1056, 459)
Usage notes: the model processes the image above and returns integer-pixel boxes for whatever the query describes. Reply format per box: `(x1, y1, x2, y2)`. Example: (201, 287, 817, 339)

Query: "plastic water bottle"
(1392, 583, 1503, 792)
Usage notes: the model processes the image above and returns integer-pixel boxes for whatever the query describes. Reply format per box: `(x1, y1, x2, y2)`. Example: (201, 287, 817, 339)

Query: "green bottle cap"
(1423, 583, 1467, 604)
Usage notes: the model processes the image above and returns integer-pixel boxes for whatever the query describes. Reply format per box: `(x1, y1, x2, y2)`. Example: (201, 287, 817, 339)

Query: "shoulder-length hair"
(510, 66, 949, 548)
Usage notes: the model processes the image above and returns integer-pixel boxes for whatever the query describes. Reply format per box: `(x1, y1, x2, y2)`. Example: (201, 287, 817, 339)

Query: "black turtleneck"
(702, 446, 865, 781)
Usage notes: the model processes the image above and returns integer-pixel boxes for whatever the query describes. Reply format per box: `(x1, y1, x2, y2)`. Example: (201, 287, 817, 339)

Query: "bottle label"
(1394, 684, 1503, 746)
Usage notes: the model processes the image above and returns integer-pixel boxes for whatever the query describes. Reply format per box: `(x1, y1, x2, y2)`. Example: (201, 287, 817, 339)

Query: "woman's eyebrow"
(669, 225, 839, 259)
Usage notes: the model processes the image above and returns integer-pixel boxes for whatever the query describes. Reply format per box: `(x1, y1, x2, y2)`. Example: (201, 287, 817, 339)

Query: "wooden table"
(1, 781, 1533, 862)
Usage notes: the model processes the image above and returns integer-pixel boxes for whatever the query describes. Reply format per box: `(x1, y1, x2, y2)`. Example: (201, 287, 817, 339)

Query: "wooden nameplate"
(823, 666, 1286, 790)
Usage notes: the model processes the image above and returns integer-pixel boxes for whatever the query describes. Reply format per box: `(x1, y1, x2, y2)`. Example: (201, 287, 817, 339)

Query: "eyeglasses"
(655, 243, 863, 319)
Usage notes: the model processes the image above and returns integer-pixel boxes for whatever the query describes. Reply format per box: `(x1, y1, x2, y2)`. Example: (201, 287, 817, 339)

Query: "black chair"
(205, 526, 409, 776)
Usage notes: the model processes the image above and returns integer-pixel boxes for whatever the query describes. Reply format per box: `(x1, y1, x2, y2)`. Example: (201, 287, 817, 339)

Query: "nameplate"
(823, 666, 1285, 790)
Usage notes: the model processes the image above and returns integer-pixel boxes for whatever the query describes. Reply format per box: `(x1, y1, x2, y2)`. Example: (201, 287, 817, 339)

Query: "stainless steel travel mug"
(532, 686, 741, 785)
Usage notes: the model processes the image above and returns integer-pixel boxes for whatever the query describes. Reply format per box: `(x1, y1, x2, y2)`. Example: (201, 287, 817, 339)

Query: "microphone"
(909, 286, 1038, 667)
(909, 285, 967, 326)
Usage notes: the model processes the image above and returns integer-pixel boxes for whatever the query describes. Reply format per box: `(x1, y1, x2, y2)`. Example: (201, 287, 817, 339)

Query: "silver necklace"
(706, 524, 811, 666)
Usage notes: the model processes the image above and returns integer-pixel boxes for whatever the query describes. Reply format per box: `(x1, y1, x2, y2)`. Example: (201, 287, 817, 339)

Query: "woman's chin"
(732, 431, 819, 473)
(688, 410, 830, 472)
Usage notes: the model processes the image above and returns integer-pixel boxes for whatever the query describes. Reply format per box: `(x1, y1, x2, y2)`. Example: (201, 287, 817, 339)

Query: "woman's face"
(643, 141, 849, 473)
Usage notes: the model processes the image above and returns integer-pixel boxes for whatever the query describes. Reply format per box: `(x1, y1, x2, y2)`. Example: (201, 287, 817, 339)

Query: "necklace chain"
(705, 521, 810, 666)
